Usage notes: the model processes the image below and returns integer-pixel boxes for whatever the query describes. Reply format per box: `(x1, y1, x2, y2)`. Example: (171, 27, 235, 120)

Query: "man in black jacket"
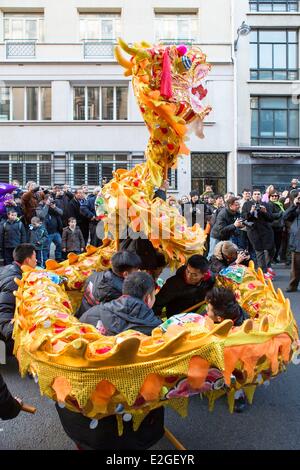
(0, 244, 37, 355)
(80, 187, 101, 247)
(210, 197, 244, 243)
(0, 210, 27, 265)
(36, 194, 63, 261)
(80, 271, 162, 336)
(76, 251, 141, 317)
(242, 188, 276, 273)
(153, 255, 215, 318)
(0, 373, 22, 420)
(67, 189, 90, 244)
(57, 272, 164, 450)
(53, 185, 74, 227)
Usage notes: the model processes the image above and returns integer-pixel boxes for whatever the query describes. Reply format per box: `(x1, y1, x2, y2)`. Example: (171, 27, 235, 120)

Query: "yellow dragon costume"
(13, 39, 299, 434)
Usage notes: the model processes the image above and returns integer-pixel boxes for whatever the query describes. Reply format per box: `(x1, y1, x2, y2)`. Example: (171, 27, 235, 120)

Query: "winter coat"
(67, 198, 89, 226)
(0, 373, 21, 420)
(242, 201, 275, 251)
(62, 226, 85, 253)
(269, 201, 284, 230)
(0, 262, 22, 345)
(54, 192, 74, 225)
(0, 219, 26, 250)
(153, 266, 215, 318)
(29, 224, 49, 251)
(209, 255, 229, 274)
(76, 269, 123, 317)
(21, 189, 40, 225)
(36, 203, 63, 234)
(80, 195, 96, 220)
(80, 295, 162, 336)
(233, 306, 250, 327)
(210, 207, 239, 241)
(283, 205, 300, 252)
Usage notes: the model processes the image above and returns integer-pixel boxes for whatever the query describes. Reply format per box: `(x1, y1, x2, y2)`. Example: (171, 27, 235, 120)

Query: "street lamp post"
(231, 19, 251, 193)
(234, 21, 251, 52)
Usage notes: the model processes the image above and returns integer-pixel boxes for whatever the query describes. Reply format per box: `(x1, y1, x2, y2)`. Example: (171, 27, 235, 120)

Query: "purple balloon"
(0, 183, 16, 196)
(0, 183, 17, 215)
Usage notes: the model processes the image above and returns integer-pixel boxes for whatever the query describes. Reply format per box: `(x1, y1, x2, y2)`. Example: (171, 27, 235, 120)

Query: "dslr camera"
(238, 217, 254, 228)
(295, 195, 300, 205)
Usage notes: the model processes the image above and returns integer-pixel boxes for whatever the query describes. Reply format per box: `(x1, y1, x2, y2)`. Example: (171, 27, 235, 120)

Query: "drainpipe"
(231, 0, 238, 194)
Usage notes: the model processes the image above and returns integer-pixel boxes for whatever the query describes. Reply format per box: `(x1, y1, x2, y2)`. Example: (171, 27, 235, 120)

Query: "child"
(205, 287, 249, 413)
(205, 287, 249, 326)
(29, 216, 49, 268)
(62, 217, 85, 257)
(0, 210, 27, 265)
(56, 271, 164, 450)
(76, 250, 141, 317)
(80, 271, 162, 335)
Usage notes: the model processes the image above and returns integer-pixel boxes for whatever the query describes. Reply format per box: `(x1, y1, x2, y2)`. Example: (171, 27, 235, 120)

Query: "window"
(253, 164, 300, 191)
(250, 30, 298, 80)
(73, 86, 128, 120)
(249, 0, 299, 11)
(251, 96, 299, 145)
(0, 154, 52, 186)
(4, 14, 44, 41)
(69, 153, 178, 189)
(0, 86, 51, 120)
(155, 14, 198, 43)
(191, 153, 227, 195)
(79, 14, 121, 41)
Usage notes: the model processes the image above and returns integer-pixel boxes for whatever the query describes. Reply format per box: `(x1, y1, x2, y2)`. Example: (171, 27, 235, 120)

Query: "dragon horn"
(114, 45, 133, 72)
(118, 37, 150, 59)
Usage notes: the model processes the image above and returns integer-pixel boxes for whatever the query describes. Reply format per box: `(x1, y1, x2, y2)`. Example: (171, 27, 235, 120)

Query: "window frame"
(154, 13, 199, 43)
(73, 85, 128, 121)
(250, 29, 298, 81)
(249, 0, 299, 11)
(69, 153, 178, 190)
(0, 85, 51, 121)
(0, 153, 52, 186)
(3, 14, 44, 42)
(79, 13, 121, 41)
(251, 96, 299, 146)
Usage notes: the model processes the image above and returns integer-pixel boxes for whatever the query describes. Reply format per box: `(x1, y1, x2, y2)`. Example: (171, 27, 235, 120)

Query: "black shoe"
(285, 288, 298, 293)
(234, 396, 247, 413)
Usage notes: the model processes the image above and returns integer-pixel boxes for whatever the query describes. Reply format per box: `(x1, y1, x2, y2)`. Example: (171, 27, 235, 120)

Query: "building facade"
(0, 0, 235, 197)
(235, 0, 300, 192)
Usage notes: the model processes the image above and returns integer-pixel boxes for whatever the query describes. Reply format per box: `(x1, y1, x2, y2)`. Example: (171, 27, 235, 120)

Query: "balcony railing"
(157, 38, 195, 45)
(83, 39, 117, 59)
(5, 39, 36, 58)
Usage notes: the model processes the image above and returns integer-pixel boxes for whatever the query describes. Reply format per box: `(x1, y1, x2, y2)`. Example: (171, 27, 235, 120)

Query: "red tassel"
(160, 49, 172, 99)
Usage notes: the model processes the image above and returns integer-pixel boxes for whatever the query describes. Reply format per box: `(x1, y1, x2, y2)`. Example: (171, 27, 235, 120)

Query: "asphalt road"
(1, 264, 300, 450)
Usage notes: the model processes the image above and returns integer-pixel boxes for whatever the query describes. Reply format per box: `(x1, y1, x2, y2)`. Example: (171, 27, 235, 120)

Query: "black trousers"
(3, 248, 14, 266)
(289, 252, 300, 290)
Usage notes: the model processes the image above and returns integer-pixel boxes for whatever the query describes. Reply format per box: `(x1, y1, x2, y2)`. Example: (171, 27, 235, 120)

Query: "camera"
(239, 218, 254, 228)
(238, 249, 249, 257)
(295, 196, 300, 205)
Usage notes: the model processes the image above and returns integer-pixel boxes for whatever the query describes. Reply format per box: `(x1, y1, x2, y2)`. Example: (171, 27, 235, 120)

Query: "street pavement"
(1, 264, 300, 450)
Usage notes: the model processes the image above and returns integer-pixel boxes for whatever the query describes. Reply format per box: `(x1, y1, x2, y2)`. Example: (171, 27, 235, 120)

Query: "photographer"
(283, 191, 300, 292)
(210, 197, 244, 247)
(209, 241, 250, 274)
(21, 181, 43, 228)
(36, 194, 63, 262)
(242, 189, 275, 274)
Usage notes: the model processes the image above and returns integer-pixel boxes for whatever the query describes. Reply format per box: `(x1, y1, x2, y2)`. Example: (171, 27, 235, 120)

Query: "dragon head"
(115, 39, 212, 173)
